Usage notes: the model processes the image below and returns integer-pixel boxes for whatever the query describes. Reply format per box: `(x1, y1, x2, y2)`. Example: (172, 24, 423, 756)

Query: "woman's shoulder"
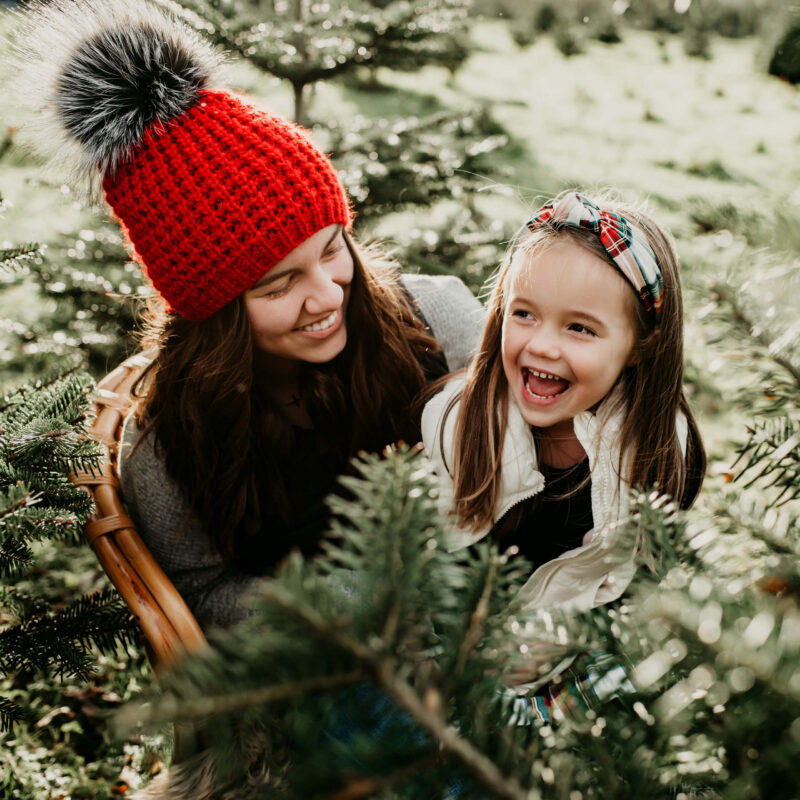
(400, 273, 484, 372)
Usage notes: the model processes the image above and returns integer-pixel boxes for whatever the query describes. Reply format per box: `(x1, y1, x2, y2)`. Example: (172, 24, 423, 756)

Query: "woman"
(21, 0, 483, 629)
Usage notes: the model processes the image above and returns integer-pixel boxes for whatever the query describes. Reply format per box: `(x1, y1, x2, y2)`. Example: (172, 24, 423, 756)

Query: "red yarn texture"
(103, 90, 351, 321)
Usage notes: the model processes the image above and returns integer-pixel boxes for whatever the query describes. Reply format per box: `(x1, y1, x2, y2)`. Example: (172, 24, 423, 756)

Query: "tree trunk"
(293, 83, 307, 127)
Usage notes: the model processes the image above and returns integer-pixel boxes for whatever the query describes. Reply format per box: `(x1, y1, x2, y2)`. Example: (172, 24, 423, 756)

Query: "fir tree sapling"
(0, 186, 146, 383)
(0, 367, 139, 732)
(160, 0, 470, 125)
(121, 439, 800, 798)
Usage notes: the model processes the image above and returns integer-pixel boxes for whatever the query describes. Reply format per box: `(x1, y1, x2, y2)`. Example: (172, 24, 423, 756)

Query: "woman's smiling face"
(243, 224, 354, 371)
(501, 239, 638, 438)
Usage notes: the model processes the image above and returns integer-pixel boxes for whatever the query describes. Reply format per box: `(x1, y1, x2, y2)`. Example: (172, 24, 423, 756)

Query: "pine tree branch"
(0, 243, 43, 272)
(0, 696, 25, 732)
(454, 553, 498, 676)
(373, 660, 528, 800)
(644, 593, 794, 697)
(151, 669, 366, 725)
(258, 582, 530, 800)
(0, 493, 34, 520)
(710, 280, 800, 389)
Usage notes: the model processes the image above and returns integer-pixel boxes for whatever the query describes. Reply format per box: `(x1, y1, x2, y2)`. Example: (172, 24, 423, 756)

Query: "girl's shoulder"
(421, 374, 466, 447)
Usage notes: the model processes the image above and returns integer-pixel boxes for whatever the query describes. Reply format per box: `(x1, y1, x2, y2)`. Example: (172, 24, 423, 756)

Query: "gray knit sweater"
(119, 273, 484, 631)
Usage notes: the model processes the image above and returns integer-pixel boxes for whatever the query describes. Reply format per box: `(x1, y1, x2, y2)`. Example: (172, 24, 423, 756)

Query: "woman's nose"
(304, 265, 344, 315)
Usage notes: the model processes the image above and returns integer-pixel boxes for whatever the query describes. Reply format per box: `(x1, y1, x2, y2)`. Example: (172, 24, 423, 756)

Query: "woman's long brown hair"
(447, 199, 706, 532)
(132, 233, 440, 560)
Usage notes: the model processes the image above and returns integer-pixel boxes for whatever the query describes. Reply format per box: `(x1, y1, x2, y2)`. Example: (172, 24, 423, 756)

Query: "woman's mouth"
(522, 367, 571, 401)
(297, 309, 341, 335)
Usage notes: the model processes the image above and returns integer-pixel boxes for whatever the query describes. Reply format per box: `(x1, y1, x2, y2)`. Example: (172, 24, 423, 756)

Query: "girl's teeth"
(528, 368, 562, 381)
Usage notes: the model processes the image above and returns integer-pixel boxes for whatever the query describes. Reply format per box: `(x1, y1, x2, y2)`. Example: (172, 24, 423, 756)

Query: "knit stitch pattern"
(104, 90, 351, 320)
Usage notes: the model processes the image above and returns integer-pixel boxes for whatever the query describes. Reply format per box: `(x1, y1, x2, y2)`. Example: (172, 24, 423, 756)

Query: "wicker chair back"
(72, 354, 207, 673)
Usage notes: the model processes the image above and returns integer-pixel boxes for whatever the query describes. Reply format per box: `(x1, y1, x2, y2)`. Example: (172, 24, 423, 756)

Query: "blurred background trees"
(1, 0, 800, 796)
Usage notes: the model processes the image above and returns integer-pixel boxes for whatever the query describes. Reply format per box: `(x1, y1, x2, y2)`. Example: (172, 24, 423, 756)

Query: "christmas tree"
(0, 210, 145, 382)
(124, 429, 800, 798)
(0, 358, 137, 732)
(160, 0, 471, 124)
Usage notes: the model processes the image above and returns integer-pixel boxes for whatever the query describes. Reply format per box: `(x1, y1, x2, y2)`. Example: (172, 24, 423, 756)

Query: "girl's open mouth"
(522, 367, 571, 401)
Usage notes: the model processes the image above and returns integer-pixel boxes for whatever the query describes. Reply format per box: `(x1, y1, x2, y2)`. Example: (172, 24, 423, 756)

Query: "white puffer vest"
(421, 377, 688, 611)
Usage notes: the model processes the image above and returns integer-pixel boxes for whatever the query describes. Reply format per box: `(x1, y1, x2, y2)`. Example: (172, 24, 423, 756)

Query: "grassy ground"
(1, 14, 799, 798)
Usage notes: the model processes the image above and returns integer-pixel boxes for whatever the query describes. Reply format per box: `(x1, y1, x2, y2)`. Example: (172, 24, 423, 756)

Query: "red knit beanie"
(20, 0, 351, 321)
(104, 90, 351, 320)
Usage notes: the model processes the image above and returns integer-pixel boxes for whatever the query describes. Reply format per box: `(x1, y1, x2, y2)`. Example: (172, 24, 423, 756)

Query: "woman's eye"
(264, 275, 294, 298)
(569, 323, 596, 336)
(323, 239, 345, 260)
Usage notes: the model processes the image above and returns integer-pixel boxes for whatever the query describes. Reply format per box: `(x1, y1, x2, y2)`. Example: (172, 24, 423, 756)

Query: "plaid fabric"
(506, 651, 634, 725)
(516, 192, 664, 321)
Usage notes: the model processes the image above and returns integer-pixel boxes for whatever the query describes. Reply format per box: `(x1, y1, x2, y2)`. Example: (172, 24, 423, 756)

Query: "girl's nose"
(304, 265, 345, 315)
(524, 328, 561, 360)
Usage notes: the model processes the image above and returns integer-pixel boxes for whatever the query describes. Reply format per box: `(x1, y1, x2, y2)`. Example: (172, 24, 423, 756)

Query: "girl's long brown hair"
(447, 198, 706, 532)
(132, 233, 440, 560)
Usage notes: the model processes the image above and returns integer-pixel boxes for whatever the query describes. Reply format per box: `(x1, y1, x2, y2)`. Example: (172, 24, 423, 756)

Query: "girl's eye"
(511, 309, 534, 320)
(569, 323, 596, 336)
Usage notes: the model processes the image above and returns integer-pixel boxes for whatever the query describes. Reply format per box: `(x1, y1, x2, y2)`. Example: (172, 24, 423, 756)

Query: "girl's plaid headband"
(515, 193, 664, 321)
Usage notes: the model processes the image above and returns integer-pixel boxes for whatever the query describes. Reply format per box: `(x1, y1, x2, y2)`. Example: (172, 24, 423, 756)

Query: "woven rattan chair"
(72, 353, 207, 674)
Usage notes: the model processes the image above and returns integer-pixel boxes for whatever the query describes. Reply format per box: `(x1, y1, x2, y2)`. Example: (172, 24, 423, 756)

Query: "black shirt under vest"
(491, 458, 593, 569)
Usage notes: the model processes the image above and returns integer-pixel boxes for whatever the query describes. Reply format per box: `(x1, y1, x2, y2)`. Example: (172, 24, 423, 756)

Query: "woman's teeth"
(300, 310, 338, 332)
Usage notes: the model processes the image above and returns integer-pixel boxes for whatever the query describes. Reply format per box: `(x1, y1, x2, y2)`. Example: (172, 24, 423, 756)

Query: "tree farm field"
(1, 19, 798, 596)
(330, 21, 800, 490)
(3, 17, 800, 532)
(1, 13, 800, 796)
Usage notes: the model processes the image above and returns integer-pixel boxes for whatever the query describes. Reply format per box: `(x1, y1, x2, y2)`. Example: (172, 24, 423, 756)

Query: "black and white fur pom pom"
(13, 0, 223, 197)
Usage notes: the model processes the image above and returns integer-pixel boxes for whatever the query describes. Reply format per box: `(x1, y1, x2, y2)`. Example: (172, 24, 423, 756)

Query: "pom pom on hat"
(15, 0, 351, 321)
(15, 0, 222, 194)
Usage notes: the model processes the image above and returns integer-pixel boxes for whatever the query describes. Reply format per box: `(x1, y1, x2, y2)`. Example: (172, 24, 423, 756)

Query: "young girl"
(19, 0, 484, 631)
(422, 191, 705, 611)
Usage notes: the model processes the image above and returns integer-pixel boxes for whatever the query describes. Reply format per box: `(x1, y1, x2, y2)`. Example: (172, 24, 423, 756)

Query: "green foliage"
(0, 243, 42, 273)
(329, 109, 510, 222)
(685, 158, 737, 182)
(326, 105, 515, 285)
(481, 0, 622, 50)
(553, 23, 584, 57)
(1, 646, 159, 800)
(385, 207, 510, 294)
(164, 0, 470, 123)
(769, 15, 800, 84)
(734, 417, 800, 504)
(15, 219, 144, 378)
(120, 444, 800, 798)
(0, 198, 144, 382)
(626, 0, 778, 39)
(0, 369, 138, 731)
(127, 448, 536, 797)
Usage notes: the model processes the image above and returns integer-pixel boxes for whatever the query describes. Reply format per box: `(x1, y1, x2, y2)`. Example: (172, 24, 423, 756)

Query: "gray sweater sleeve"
(117, 273, 484, 632)
(400, 273, 484, 371)
(118, 417, 255, 632)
